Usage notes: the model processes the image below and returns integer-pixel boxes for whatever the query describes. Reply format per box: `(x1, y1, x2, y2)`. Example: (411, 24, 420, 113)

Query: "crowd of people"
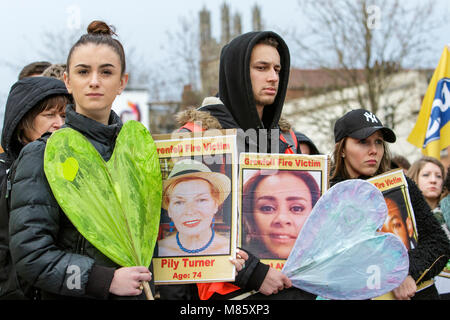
(0, 20, 449, 301)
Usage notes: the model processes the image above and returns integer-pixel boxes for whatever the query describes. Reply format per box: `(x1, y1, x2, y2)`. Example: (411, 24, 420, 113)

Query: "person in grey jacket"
(8, 20, 152, 300)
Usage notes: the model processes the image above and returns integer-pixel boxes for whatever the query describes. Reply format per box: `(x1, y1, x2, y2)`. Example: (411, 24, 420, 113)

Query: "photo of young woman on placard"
(380, 187, 418, 250)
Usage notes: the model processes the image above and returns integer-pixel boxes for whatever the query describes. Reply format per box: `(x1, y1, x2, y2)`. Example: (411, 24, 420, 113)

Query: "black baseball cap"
(334, 109, 396, 143)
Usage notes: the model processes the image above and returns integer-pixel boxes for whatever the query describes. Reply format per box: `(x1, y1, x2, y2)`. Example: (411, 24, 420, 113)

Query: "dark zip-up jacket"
(218, 31, 290, 133)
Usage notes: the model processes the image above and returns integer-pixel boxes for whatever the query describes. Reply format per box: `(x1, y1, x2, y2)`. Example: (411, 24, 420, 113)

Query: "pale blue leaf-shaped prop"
(44, 120, 162, 269)
(282, 180, 409, 300)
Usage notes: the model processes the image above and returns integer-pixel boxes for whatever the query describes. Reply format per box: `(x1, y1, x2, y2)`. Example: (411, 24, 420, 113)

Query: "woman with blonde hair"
(407, 157, 445, 211)
(158, 159, 231, 256)
(242, 170, 320, 259)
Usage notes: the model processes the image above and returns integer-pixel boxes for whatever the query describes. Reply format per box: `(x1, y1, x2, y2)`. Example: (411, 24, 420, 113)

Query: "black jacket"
(8, 105, 148, 300)
(1, 77, 69, 166)
(330, 175, 450, 299)
(218, 31, 290, 133)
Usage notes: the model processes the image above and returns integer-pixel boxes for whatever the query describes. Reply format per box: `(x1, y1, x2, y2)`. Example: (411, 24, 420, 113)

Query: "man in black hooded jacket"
(159, 31, 316, 300)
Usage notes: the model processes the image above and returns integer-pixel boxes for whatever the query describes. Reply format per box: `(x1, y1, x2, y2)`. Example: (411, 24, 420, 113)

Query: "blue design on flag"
(424, 78, 450, 147)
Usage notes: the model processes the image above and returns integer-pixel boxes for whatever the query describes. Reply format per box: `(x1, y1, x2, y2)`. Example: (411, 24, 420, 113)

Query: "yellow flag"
(407, 46, 450, 159)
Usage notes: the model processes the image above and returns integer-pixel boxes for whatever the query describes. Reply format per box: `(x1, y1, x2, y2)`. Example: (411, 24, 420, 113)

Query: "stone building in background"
(148, 3, 263, 133)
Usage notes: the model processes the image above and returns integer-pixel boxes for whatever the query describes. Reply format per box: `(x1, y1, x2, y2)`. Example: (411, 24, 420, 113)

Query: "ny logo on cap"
(364, 111, 378, 123)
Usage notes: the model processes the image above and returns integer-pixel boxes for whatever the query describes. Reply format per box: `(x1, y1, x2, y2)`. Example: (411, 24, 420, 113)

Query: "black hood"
(1, 77, 69, 161)
(218, 31, 290, 132)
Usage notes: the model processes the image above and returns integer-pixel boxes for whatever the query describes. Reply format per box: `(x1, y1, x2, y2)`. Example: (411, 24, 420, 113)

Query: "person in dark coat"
(0, 77, 70, 179)
(8, 20, 153, 300)
(0, 76, 70, 299)
(330, 108, 450, 300)
(17, 61, 51, 80)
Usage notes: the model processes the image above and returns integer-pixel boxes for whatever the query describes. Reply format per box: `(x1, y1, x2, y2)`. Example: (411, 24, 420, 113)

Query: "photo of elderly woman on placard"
(242, 169, 321, 259)
(157, 159, 232, 257)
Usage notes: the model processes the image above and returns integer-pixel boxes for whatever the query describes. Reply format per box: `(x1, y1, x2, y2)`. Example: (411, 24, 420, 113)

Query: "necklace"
(176, 229, 215, 254)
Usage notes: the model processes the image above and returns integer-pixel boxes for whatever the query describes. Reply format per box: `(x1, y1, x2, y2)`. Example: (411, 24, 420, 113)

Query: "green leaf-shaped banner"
(44, 120, 162, 268)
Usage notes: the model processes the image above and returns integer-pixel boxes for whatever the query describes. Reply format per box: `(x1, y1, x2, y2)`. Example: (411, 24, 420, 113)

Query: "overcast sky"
(0, 0, 449, 127)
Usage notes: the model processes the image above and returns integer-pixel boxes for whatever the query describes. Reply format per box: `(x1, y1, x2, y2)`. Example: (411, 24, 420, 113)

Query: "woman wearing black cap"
(330, 109, 450, 300)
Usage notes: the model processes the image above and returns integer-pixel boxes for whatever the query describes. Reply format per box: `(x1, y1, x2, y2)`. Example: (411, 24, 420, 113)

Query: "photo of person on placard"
(157, 159, 232, 257)
(380, 188, 418, 250)
(241, 169, 321, 259)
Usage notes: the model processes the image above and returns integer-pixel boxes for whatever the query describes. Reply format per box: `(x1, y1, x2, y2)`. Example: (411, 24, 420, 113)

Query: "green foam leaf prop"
(44, 120, 162, 269)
